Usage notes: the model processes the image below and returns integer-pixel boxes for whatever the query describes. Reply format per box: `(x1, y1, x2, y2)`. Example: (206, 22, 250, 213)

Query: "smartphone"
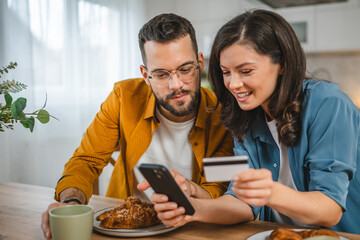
(203, 155, 249, 182)
(138, 163, 195, 215)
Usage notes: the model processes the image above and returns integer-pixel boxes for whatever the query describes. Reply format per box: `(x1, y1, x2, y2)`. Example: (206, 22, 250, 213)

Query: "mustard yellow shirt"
(55, 78, 234, 203)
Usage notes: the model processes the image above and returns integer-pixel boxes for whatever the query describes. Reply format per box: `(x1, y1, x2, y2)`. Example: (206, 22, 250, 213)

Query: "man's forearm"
(189, 181, 211, 199)
(59, 187, 87, 204)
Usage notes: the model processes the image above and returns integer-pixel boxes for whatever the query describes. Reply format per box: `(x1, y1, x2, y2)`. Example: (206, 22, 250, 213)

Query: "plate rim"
(246, 229, 349, 240)
(93, 206, 180, 237)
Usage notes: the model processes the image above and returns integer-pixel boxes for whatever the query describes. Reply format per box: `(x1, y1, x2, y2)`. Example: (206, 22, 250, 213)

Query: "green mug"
(49, 205, 94, 240)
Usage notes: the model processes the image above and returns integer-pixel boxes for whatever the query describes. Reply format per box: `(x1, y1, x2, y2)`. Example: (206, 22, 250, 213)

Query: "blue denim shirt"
(225, 79, 360, 234)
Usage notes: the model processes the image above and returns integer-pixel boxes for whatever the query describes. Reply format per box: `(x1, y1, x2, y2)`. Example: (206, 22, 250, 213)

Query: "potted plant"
(0, 61, 57, 132)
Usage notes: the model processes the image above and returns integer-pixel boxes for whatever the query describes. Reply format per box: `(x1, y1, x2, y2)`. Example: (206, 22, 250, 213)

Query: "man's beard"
(153, 88, 200, 117)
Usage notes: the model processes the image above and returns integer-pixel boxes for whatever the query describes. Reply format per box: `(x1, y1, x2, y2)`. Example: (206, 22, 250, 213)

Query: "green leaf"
(28, 117, 35, 132)
(10, 97, 27, 119)
(20, 119, 29, 128)
(36, 109, 50, 123)
(5, 92, 12, 107)
(0, 113, 8, 118)
(20, 117, 35, 132)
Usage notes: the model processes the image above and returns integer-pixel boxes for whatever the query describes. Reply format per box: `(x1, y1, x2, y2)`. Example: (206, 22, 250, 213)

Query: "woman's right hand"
(231, 168, 274, 207)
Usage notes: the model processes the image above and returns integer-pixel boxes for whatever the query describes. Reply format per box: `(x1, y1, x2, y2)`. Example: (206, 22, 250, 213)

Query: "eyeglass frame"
(145, 63, 200, 87)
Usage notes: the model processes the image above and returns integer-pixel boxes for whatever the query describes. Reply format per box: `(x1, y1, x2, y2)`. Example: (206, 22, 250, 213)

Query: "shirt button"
(194, 142, 198, 146)
(273, 163, 278, 168)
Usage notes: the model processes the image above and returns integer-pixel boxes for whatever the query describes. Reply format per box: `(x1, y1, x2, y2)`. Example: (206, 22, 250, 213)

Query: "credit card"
(203, 156, 249, 182)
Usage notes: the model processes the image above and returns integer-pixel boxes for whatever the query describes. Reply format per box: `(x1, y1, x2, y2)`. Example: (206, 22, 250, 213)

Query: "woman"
(144, 9, 360, 234)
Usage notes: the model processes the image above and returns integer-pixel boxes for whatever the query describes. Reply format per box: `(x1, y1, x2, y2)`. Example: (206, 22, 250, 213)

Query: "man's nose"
(169, 72, 183, 89)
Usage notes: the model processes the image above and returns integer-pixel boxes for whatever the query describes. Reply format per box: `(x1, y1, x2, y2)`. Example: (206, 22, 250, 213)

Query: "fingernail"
(161, 196, 167, 201)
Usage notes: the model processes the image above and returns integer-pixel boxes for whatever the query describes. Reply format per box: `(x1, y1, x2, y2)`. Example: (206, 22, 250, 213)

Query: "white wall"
(144, 0, 271, 58)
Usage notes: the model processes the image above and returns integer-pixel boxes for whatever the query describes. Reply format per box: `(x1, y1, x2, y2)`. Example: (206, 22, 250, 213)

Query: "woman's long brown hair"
(208, 9, 306, 146)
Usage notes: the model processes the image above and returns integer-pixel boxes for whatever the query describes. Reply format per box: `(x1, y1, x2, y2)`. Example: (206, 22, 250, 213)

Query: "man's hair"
(208, 9, 306, 146)
(138, 13, 198, 65)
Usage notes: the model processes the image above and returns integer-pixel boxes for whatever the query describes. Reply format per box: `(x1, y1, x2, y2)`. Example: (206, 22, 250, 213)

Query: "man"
(41, 13, 233, 239)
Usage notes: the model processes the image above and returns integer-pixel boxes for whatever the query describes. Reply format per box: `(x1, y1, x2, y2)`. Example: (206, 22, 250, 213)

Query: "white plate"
(247, 229, 349, 240)
(93, 207, 180, 237)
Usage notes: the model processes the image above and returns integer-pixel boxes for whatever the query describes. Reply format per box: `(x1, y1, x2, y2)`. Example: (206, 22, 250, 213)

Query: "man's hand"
(137, 169, 206, 227)
(150, 191, 195, 227)
(41, 187, 86, 239)
(41, 201, 79, 239)
(137, 169, 210, 198)
(137, 169, 191, 193)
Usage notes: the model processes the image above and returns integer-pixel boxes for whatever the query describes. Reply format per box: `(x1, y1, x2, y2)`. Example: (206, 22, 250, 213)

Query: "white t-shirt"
(267, 120, 314, 228)
(132, 109, 195, 201)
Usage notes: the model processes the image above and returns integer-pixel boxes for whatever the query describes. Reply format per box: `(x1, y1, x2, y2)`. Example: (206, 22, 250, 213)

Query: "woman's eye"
(222, 71, 230, 75)
(241, 70, 252, 74)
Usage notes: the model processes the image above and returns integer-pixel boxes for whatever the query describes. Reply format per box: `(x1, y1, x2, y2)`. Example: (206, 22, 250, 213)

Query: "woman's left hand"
(231, 168, 274, 207)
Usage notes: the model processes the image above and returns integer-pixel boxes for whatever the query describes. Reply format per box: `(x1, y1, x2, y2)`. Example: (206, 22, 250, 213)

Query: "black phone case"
(138, 163, 195, 215)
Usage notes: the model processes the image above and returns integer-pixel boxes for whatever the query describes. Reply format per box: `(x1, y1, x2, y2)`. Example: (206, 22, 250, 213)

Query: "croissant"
(96, 196, 160, 229)
(270, 228, 303, 240)
(270, 228, 340, 240)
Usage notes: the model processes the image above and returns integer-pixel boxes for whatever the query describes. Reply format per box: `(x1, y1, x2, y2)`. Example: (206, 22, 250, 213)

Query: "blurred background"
(1, 0, 359, 195)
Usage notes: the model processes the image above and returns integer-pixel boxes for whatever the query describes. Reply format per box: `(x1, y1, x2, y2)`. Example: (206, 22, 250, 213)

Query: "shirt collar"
(144, 93, 158, 121)
(193, 88, 209, 130)
(250, 108, 275, 144)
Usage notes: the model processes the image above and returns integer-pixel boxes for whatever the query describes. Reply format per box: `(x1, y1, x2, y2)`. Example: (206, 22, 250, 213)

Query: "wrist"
(59, 187, 86, 204)
(61, 196, 83, 204)
(267, 181, 282, 207)
(191, 198, 205, 222)
(189, 181, 197, 197)
(189, 181, 211, 199)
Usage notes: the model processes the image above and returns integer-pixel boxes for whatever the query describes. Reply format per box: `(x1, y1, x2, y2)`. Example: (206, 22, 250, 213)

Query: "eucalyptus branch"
(0, 80, 27, 94)
(50, 114, 60, 121)
(0, 61, 58, 132)
(0, 62, 17, 77)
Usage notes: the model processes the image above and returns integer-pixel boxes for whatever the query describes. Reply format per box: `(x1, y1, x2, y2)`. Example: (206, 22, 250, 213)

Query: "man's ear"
(198, 52, 205, 73)
(140, 65, 150, 85)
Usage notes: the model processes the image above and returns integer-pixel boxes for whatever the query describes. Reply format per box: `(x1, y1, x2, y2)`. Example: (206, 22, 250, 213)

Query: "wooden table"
(0, 182, 359, 240)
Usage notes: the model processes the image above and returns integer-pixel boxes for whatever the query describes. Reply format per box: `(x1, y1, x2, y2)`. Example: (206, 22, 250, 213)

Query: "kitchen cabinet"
(278, 0, 360, 52)
(315, 6, 360, 51)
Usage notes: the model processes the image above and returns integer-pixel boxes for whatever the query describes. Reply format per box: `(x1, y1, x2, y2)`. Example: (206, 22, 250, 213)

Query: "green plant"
(0, 61, 58, 132)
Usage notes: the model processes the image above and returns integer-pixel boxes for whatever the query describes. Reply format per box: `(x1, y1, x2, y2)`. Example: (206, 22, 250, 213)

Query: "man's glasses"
(147, 64, 200, 87)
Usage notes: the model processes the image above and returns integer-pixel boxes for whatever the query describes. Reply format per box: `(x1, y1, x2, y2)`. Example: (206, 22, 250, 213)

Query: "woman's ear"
(140, 65, 150, 85)
(279, 66, 284, 75)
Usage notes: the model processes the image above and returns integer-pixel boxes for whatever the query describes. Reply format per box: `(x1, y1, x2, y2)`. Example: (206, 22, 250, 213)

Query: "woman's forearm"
(192, 194, 254, 224)
(268, 182, 343, 227)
